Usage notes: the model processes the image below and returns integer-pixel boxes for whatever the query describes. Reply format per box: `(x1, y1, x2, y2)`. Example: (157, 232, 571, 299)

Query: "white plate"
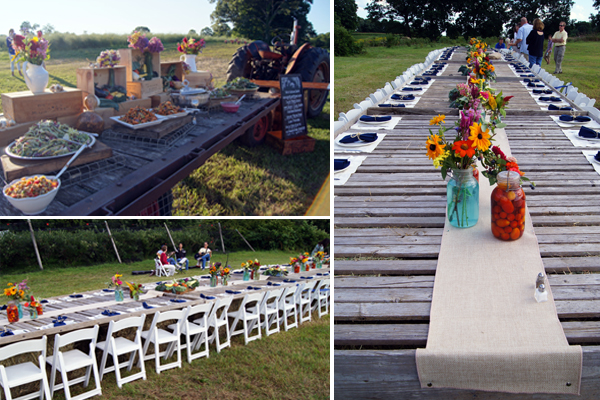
(357, 119, 391, 126)
(335, 135, 378, 148)
(558, 119, 592, 125)
(110, 114, 167, 130)
(5, 132, 96, 160)
(578, 134, 600, 142)
(592, 156, 600, 164)
(150, 108, 189, 120)
(334, 163, 351, 174)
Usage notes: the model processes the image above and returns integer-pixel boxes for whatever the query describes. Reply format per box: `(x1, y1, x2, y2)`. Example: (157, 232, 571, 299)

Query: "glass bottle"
(447, 169, 479, 228)
(6, 301, 19, 323)
(243, 269, 250, 281)
(491, 171, 526, 241)
(115, 288, 124, 302)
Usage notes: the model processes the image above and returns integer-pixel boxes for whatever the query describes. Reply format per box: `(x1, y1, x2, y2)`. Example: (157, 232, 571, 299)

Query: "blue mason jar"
(447, 169, 479, 228)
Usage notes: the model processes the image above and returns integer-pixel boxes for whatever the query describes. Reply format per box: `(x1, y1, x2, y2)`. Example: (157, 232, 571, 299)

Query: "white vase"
(22, 62, 49, 94)
(180, 54, 198, 72)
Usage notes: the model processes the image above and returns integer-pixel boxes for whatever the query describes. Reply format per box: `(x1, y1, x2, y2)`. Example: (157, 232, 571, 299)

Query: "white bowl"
(3, 175, 61, 215)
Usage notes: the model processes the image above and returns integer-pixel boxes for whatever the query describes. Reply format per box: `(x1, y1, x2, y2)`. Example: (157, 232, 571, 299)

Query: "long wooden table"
(334, 50, 600, 399)
(0, 267, 329, 346)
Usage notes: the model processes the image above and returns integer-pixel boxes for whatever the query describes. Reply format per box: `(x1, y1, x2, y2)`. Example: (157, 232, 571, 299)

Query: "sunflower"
(429, 114, 445, 125)
(452, 140, 476, 158)
(479, 67, 486, 75)
(488, 95, 497, 110)
(489, 64, 495, 72)
(426, 135, 446, 160)
(469, 123, 491, 151)
(470, 77, 484, 85)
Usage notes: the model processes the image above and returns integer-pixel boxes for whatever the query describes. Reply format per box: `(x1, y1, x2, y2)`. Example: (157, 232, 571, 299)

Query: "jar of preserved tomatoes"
(491, 171, 526, 241)
(6, 301, 19, 323)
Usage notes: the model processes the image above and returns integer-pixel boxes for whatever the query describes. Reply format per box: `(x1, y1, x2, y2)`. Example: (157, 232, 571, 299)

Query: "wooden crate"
(127, 78, 163, 99)
(150, 92, 172, 108)
(115, 98, 152, 115)
(266, 130, 315, 155)
(0, 121, 38, 147)
(118, 48, 161, 81)
(183, 71, 212, 88)
(76, 66, 127, 97)
(1, 88, 83, 124)
(160, 61, 184, 82)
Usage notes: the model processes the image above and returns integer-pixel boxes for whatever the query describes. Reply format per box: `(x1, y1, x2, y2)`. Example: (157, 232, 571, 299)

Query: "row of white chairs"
(0, 278, 329, 400)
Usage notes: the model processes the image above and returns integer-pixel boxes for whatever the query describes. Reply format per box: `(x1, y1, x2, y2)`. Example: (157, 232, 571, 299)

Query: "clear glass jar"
(447, 169, 479, 228)
(491, 171, 526, 241)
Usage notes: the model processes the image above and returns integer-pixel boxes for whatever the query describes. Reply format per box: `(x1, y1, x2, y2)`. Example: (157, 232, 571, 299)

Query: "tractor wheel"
(294, 47, 330, 118)
(239, 112, 272, 147)
(226, 46, 252, 82)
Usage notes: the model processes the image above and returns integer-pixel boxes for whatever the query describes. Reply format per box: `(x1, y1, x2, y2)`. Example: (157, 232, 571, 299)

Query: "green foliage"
(309, 32, 330, 50)
(334, 23, 363, 56)
(335, 0, 359, 31)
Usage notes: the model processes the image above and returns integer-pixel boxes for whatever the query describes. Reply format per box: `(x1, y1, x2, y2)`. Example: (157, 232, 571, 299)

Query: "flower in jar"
(469, 122, 491, 151)
(426, 135, 446, 160)
(429, 114, 445, 126)
(452, 140, 476, 158)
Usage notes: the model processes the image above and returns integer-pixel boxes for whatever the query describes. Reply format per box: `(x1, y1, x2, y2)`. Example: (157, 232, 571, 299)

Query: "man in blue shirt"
(6, 29, 22, 77)
(515, 17, 533, 61)
(495, 38, 506, 50)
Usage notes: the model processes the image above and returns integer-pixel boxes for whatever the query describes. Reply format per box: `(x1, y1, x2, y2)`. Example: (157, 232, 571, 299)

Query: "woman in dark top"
(526, 19, 545, 68)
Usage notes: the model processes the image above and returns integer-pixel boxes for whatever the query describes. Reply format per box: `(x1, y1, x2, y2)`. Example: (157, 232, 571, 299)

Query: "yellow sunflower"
(426, 135, 446, 160)
(469, 123, 491, 151)
(429, 114, 445, 125)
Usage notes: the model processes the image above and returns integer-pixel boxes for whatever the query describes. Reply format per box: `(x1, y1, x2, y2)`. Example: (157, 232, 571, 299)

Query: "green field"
(334, 40, 600, 118)
(0, 41, 330, 216)
(1, 250, 330, 400)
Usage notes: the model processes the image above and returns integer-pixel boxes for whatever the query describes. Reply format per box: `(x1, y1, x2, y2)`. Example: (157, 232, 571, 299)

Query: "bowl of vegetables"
(3, 175, 61, 215)
(223, 78, 259, 97)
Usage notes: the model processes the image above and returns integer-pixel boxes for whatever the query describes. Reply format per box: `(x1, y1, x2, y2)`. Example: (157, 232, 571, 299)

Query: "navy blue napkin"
(40, 300, 48, 304)
(378, 104, 405, 108)
(53, 316, 67, 327)
(339, 133, 378, 144)
(548, 104, 573, 111)
(539, 96, 561, 102)
(142, 302, 154, 309)
(246, 286, 262, 290)
(103, 289, 114, 292)
(170, 299, 186, 303)
(0, 305, 6, 311)
(423, 71, 437, 75)
(410, 81, 423, 85)
(267, 282, 281, 286)
(578, 126, 599, 138)
(300, 276, 314, 280)
(283, 279, 297, 283)
(520, 74, 535, 77)
(102, 310, 120, 316)
(0, 330, 14, 337)
(595, 151, 600, 162)
(233, 270, 243, 274)
(200, 276, 211, 279)
(391, 94, 414, 101)
(226, 290, 242, 294)
(334, 159, 351, 171)
(402, 87, 422, 91)
(533, 89, 552, 95)
(528, 82, 544, 88)
(360, 115, 391, 122)
(414, 77, 431, 81)
(69, 294, 83, 298)
(559, 115, 591, 122)
(200, 293, 216, 300)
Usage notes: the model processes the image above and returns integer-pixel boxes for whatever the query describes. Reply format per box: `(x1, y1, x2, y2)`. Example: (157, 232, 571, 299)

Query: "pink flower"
(506, 156, 517, 163)
(37, 30, 42, 38)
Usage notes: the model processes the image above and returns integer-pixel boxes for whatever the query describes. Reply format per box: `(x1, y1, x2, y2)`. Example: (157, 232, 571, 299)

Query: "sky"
(355, 0, 597, 23)
(0, 0, 330, 35)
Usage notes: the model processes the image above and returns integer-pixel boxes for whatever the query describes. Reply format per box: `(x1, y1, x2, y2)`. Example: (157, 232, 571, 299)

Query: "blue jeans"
(529, 55, 542, 68)
(167, 258, 177, 266)
(177, 258, 189, 270)
(200, 253, 211, 269)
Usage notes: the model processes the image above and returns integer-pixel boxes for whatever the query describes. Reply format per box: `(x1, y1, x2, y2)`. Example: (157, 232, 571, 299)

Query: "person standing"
(6, 29, 22, 77)
(544, 34, 554, 65)
(552, 21, 568, 74)
(508, 24, 520, 53)
(515, 17, 533, 61)
(526, 19, 545, 67)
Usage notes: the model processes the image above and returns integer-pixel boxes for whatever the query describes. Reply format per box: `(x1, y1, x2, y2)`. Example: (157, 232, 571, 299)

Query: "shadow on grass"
(49, 74, 77, 88)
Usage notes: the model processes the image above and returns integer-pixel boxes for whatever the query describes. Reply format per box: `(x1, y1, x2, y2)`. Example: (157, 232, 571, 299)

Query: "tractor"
(226, 19, 330, 146)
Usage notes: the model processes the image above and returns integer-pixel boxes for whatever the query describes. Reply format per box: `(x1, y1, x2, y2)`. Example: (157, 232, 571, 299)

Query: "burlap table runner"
(416, 128, 582, 394)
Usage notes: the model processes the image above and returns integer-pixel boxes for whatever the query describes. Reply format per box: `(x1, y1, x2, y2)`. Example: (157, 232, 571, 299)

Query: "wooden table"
(0, 267, 329, 346)
(334, 50, 600, 399)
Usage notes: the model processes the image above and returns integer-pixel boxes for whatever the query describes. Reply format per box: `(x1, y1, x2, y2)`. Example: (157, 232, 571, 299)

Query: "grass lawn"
(0, 41, 330, 216)
(334, 40, 600, 118)
(1, 249, 330, 400)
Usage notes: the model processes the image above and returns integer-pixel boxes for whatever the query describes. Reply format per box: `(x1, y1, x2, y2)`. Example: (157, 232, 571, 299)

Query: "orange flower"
(452, 140, 476, 158)
(426, 135, 446, 160)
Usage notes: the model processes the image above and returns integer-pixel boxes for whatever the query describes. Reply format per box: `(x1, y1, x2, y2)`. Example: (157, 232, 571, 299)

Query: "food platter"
(5, 132, 96, 161)
(109, 114, 168, 130)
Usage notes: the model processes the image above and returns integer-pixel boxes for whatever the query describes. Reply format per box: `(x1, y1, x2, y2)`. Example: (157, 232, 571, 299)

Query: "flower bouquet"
(108, 273, 124, 302)
(97, 49, 120, 67)
(178, 37, 206, 55)
(313, 251, 325, 268)
(290, 256, 301, 273)
(156, 278, 199, 294)
(125, 282, 144, 301)
(23, 295, 41, 319)
(209, 263, 221, 287)
(12, 30, 50, 65)
(263, 265, 288, 277)
(221, 266, 231, 286)
(127, 31, 164, 81)
(3, 280, 29, 321)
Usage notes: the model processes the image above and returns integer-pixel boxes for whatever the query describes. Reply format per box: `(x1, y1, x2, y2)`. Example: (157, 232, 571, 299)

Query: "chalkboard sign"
(280, 74, 307, 139)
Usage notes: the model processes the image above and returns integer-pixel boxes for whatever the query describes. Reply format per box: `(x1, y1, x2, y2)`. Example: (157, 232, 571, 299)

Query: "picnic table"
(0, 266, 329, 346)
(0, 95, 279, 216)
(334, 49, 600, 399)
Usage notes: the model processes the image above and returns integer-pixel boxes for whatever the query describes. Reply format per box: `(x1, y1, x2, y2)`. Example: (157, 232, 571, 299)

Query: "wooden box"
(127, 78, 163, 99)
(1, 88, 83, 124)
(161, 61, 184, 82)
(150, 92, 172, 108)
(118, 48, 161, 81)
(266, 131, 315, 155)
(76, 66, 127, 97)
(183, 71, 212, 88)
(113, 98, 152, 116)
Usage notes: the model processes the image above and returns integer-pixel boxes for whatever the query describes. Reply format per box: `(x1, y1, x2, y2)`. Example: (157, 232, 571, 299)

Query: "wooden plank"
(1, 88, 83, 123)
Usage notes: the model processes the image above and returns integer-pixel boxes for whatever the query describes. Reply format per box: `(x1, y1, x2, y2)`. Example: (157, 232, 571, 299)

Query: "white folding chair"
(531, 64, 541, 73)
(567, 88, 579, 101)
(155, 259, 175, 277)
(259, 288, 282, 336)
(333, 121, 346, 135)
(587, 99, 596, 108)
(97, 315, 146, 388)
(168, 303, 212, 363)
(207, 296, 233, 353)
(296, 280, 317, 324)
(229, 291, 265, 345)
(47, 326, 102, 400)
(384, 82, 393, 94)
(312, 278, 330, 318)
(141, 309, 184, 374)
(0, 336, 51, 400)
(278, 286, 298, 331)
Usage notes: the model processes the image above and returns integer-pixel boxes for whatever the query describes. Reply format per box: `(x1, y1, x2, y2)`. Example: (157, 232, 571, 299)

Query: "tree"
(201, 27, 214, 36)
(19, 21, 40, 35)
(335, 0, 359, 31)
(453, 0, 509, 39)
(42, 24, 56, 34)
(212, 21, 232, 36)
(188, 29, 198, 36)
(133, 26, 151, 33)
(507, 0, 574, 34)
(209, 0, 316, 42)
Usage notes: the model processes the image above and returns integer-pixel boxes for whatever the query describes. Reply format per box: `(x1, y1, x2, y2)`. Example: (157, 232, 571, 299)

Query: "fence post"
(235, 229, 255, 252)
(165, 223, 176, 250)
(27, 219, 44, 271)
(105, 221, 122, 264)
(218, 223, 225, 253)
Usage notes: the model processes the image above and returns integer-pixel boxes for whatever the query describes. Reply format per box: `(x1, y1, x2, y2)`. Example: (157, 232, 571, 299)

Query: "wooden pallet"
(334, 50, 600, 399)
